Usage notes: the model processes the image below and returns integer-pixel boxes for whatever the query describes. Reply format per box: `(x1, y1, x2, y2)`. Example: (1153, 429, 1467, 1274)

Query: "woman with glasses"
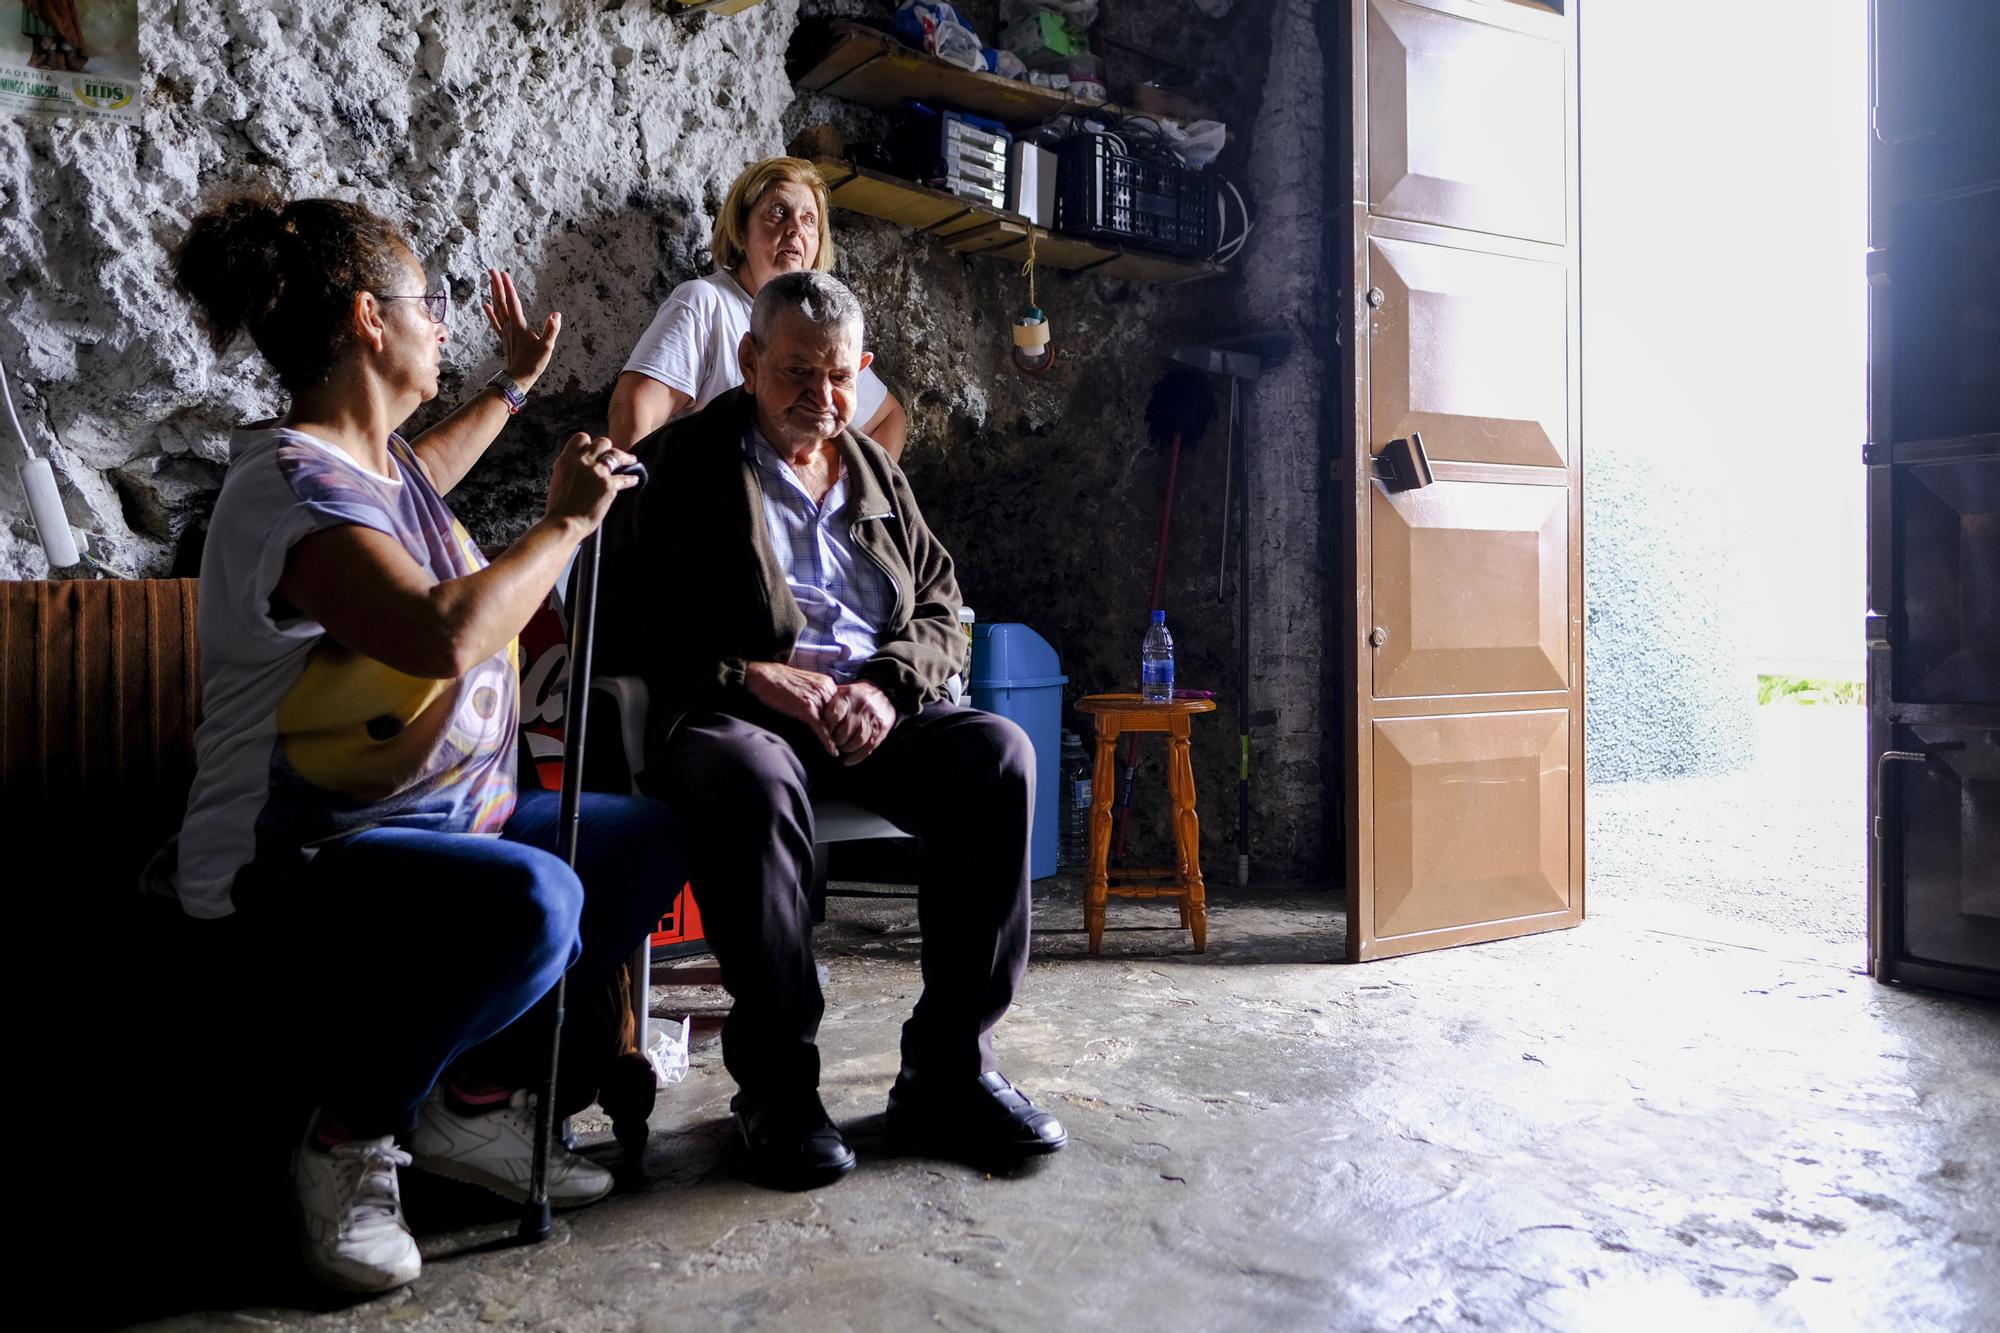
(161, 192, 689, 1295)
(608, 156, 909, 458)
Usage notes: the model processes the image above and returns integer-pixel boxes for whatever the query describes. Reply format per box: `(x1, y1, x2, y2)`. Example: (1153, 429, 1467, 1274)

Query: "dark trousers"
(642, 699, 1034, 1098)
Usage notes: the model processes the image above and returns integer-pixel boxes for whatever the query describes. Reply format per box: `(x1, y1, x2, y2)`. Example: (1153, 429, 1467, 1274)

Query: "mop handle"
(1113, 434, 1183, 866)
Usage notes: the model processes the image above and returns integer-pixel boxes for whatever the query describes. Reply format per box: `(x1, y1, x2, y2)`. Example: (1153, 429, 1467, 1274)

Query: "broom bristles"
(1146, 365, 1217, 450)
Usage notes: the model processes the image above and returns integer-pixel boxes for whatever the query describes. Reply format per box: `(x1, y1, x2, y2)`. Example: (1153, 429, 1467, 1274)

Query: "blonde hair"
(712, 157, 836, 277)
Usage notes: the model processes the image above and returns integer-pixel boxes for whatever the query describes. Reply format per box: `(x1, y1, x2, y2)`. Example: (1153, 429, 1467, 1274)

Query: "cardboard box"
(1001, 10, 1087, 72)
(1009, 142, 1057, 226)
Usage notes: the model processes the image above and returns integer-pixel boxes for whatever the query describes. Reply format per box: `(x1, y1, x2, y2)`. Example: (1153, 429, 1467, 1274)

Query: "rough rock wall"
(0, 0, 807, 569)
(1, 0, 1336, 880)
(1235, 0, 1329, 880)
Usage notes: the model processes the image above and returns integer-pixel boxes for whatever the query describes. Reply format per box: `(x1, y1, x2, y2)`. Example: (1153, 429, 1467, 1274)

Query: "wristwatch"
(487, 370, 528, 414)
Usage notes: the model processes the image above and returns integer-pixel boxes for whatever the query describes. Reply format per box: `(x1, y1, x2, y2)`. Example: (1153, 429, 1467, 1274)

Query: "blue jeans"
(284, 789, 687, 1137)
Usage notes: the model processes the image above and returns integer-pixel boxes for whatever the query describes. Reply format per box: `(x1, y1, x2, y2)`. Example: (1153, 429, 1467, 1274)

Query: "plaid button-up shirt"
(745, 427, 898, 683)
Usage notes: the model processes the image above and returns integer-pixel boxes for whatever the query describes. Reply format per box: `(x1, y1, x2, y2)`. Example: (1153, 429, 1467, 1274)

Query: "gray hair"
(749, 269, 865, 349)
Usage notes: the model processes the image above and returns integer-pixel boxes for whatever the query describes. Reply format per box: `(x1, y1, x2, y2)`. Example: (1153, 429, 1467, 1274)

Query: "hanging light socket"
(1010, 305, 1057, 375)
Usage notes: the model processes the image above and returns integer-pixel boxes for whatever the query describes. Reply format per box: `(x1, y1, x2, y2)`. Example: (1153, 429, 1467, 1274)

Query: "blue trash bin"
(968, 622, 1068, 880)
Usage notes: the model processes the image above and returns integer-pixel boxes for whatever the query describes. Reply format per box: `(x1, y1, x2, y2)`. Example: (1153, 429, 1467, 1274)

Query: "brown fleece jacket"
(598, 387, 967, 759)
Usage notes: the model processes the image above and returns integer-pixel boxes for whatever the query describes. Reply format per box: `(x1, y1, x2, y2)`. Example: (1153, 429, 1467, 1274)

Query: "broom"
(1111, 366, 1216, 867)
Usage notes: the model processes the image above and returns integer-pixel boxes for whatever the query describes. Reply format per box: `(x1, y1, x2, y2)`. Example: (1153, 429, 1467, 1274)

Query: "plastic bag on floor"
(643, 1015, 691, 1088)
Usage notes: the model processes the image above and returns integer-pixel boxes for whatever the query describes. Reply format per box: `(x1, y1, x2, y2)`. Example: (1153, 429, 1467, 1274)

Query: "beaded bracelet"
(487, 370, 528, 415)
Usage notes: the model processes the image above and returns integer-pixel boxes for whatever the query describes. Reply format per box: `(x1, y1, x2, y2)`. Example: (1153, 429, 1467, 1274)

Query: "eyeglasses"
(371, 283, 451, 325)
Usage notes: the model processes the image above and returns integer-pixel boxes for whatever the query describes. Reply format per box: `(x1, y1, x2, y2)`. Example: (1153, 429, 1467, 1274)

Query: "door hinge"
(1862, 442, 1887, 466)
(1865, 611, 1893, 649)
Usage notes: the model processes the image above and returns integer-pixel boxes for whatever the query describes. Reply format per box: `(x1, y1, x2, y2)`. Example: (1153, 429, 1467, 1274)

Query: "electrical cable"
(1200, 174, 1248, 262)
(1210, 176, 1252, 262)
(3, 351, 84, 569)
(1, 351, 35, 465)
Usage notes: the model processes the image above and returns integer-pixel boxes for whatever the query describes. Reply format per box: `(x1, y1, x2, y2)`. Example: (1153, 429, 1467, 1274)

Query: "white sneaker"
(405, 1090, 614, 1209)
(291, 1133, 421, 1293)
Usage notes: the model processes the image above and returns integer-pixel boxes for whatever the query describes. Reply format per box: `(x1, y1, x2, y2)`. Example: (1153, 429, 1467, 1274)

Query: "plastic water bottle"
(1141, 610, 1175, 703)
(1058, 730, 1091, 871)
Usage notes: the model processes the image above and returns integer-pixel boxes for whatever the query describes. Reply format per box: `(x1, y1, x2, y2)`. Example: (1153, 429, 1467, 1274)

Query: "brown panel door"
(1339, 0, 1582, 961)
(1865, 0, 2000, 1000)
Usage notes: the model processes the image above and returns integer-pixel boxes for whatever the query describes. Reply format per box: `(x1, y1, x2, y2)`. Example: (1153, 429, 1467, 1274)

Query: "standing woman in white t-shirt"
(608, 156, 909, 458)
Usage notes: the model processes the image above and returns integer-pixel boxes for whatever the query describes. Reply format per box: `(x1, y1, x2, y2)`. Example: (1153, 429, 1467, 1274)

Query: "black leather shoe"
(886, 1069, 1068, 1159)
(731, 1090, 856, 1190)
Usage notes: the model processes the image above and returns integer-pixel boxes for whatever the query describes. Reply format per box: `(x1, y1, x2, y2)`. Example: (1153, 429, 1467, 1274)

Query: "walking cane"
(520, 459, 648, 1244)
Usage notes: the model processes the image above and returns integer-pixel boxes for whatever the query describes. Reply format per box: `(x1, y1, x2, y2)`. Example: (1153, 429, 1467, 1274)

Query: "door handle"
(1374, 431, 1435, 492)
(1872, 750, 1927, 843)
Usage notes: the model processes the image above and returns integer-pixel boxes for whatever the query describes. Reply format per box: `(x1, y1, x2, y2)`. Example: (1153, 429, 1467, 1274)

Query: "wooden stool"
(1075, 693, 1217, 954)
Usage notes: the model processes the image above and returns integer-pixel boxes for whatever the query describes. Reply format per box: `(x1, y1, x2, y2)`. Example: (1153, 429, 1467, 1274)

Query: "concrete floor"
(125, 877, 1997, 1333)
(1589, 706, 1867, 952)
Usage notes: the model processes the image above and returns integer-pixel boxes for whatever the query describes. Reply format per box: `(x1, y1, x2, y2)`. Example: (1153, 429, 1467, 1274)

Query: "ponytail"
(173, 191, 409, 393)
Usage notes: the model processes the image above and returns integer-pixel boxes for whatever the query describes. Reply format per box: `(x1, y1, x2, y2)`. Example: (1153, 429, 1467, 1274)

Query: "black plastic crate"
(1055, 133, 1216, 258)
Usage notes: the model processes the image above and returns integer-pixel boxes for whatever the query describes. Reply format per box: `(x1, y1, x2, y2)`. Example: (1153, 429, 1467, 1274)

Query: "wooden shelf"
(792, 26, 1227, 286)
(795, 22, 1141, 130)
(813, 158, 1223, 286)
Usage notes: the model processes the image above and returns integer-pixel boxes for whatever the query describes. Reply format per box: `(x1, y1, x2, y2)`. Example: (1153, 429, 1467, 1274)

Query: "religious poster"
(0, 1, 140, 124)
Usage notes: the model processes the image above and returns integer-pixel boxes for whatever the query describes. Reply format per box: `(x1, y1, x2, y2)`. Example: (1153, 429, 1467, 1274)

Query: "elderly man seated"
(600, 270, 1066, 1189)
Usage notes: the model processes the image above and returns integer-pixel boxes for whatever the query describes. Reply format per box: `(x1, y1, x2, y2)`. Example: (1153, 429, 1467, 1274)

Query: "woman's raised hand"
(545, 432, 639, 534)
(484, 267, 562, 387)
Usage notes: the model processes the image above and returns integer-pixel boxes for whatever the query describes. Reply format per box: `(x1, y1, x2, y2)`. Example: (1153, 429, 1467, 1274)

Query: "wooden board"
(971, 230, 1223, 284)
(813, 157, 1222, 285)
(672, 0, 765, 16)
(796, 23, 1135, 129)
(942, 217, 1035, 256)
(815, 157, 1028, 238)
